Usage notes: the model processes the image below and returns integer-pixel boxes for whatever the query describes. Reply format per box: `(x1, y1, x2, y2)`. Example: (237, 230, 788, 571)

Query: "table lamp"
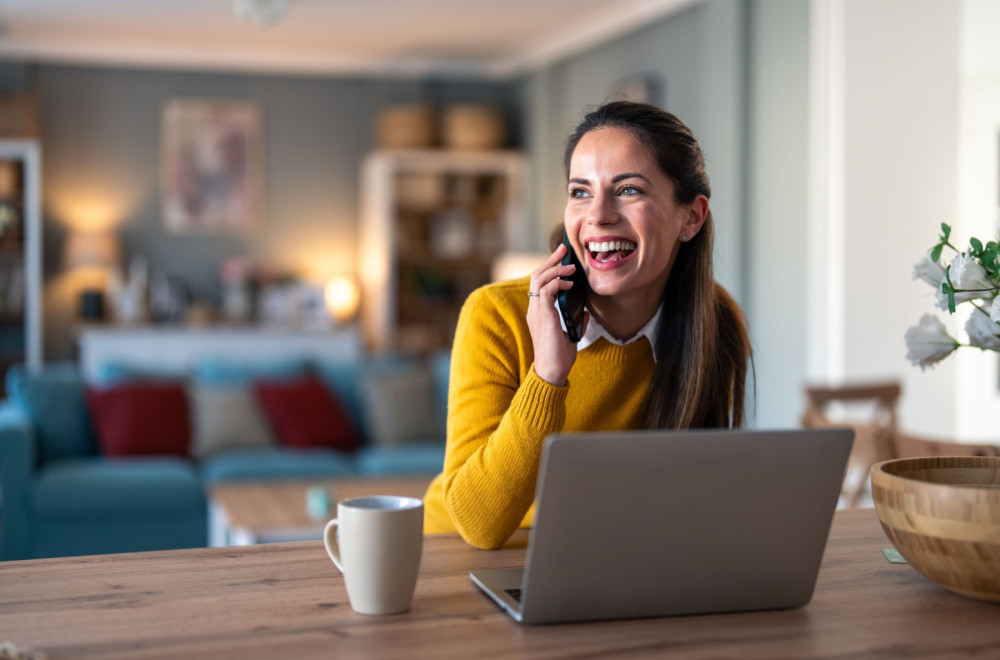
(64, 229, 120, 321)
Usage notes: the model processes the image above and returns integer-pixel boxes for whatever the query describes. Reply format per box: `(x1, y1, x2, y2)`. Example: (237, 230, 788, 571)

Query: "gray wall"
(28, 65, 518, 359)
(519, 0, 748, 303)
(744, 0, 811, 429)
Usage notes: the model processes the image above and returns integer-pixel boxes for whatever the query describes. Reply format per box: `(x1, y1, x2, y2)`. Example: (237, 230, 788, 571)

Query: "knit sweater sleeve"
(441, 281, 567, 549)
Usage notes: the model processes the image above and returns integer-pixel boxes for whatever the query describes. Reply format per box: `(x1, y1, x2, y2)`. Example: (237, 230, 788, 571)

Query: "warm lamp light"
(325, 276, 360, 323)
(63, 229, 120, 321)
(491, 252, 548, 282)
(0, 161, 17, 200)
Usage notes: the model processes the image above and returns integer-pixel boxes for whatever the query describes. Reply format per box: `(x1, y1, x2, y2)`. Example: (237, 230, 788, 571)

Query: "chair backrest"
(801, 381, 902, 508)
(801, 381, 1000, 507)
(802, 382, 901, 430)
(894, 432, 1000, 458)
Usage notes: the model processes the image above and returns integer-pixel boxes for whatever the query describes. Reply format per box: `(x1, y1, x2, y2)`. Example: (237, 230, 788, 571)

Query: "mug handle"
(323, 518, 344, 572)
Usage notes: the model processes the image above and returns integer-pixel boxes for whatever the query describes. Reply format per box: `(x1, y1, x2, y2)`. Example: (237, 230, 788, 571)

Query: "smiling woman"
(423, 101, 753, 549)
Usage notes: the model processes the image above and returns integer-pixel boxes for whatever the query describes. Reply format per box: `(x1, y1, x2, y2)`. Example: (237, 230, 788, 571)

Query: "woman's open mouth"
(586, 240, 637, 264)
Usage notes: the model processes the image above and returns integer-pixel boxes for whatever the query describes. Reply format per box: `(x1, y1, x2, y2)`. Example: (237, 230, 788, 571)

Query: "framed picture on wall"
(160, 98, 262, 234)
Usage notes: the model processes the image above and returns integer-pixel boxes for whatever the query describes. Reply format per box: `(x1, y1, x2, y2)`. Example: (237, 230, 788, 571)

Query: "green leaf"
(941, 223, 952, 240)
(944, 267, 956, 314)
(984, 249, 998, 272)
(930, 244, 943, 263)
(971, 237, 984, 256)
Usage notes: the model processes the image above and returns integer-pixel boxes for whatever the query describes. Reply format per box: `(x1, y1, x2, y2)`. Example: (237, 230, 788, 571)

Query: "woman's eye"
(618, 185, 641, 196)
(569, 187, 590, 199)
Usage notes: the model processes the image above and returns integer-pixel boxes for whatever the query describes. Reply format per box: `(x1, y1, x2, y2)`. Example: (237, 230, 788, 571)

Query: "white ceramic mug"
(323, 495, 424, 616)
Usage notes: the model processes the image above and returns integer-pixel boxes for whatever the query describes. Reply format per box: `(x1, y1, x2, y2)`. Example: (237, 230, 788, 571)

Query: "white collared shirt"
(578, 305, 662, 362)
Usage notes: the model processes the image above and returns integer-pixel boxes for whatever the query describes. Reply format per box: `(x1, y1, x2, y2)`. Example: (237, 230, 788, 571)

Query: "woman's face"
(564, 126, 703, 302)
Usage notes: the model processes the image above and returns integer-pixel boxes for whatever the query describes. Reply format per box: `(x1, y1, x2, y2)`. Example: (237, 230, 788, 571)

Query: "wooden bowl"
(871, 456, 1000, 602)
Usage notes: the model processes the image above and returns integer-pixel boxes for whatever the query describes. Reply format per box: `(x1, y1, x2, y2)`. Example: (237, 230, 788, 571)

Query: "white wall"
(810, 0, 961, 437)
(955, 0, 1000, 440)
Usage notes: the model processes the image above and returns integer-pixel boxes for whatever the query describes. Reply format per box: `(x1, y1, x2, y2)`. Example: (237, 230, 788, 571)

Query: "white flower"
(966, 309, 1000, 351)
(905, 314, 958, 370)
(991, 296, 1000, 324)
(912, 252, 946, 289)
(948, 251, 994, 302)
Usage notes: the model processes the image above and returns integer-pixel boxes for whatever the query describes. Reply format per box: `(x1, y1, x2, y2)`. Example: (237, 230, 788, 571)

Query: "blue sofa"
(0, 352, 449, 560)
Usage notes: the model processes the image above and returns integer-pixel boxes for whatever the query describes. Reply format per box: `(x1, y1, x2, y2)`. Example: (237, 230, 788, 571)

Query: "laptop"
(470, 427, 853, 625)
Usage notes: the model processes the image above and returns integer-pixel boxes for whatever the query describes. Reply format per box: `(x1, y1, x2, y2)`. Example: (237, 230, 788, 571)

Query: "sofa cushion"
(33, 457, 203, 518)
(253, 376, 360, 451)
(86, 383, 191, 457)
(200, 448, 356, 483)
(314, 360, 365, 436)
(195, 358, 309, 386)
(359, 363, 443, 446)
(356, 444, 446, 477)
(5, 363, 96, 464)
(189, 383, 276, 458)
(315, 354, 417, 444)
(95, 361, 189, 386)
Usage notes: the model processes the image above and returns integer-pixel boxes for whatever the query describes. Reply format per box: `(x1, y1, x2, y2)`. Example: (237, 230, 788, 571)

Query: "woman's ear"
(680, 195, 709, 241)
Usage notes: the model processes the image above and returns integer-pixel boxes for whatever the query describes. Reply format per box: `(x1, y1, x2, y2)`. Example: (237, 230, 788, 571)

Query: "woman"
(422, 101, 752, 549)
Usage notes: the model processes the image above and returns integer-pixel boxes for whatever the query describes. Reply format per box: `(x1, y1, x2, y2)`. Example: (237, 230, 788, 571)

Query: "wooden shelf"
(360, 150, 527, 354)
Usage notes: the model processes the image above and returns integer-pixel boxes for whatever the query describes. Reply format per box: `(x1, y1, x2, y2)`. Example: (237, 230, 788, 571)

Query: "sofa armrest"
(0, 400, 36, 560)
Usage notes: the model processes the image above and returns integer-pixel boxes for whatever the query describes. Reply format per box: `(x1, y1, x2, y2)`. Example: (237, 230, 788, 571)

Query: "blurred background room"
(1, 1, 1000, 558)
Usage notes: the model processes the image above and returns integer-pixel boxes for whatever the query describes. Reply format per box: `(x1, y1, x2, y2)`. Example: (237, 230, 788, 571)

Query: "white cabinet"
(359, 150, 527, 354)
(76, 325, 363, 383)
(0, 140, 42, 383)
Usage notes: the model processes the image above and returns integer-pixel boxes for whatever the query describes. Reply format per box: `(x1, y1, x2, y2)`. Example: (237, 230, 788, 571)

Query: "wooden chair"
(893, 432, 1000, 459)
(802, 382, 1000, 508)
(802, 382, 901, 509)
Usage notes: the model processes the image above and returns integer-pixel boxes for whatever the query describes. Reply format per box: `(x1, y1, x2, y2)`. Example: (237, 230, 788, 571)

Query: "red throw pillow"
(86, 383, 191, 457)
(253, 376, 360, 452)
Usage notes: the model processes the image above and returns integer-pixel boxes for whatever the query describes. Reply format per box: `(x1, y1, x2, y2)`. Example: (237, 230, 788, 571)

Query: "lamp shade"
(64, 230, 120, 270)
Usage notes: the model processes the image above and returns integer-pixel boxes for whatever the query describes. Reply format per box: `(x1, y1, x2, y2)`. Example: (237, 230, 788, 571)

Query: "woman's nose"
(586, 192, 618, 225)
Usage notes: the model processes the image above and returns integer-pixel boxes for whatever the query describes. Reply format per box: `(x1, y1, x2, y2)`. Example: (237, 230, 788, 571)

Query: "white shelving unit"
(76, 325, 362, 382)
(359, 150, 527, 354)
(0, 140, 42, 378)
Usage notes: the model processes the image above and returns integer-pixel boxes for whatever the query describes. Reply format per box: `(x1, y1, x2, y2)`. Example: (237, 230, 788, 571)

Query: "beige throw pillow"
(190, 384, 276, 458)
(359, 366, 442, 446)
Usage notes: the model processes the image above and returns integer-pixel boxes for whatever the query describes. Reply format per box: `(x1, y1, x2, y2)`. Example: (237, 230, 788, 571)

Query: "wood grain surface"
(1, 510, 998, 659)
(871, 456, 1000, 603)
(210, 477, 433, 532)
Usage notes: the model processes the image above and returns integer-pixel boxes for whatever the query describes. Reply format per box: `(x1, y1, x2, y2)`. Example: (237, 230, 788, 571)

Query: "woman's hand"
(527, 242, 588, 386)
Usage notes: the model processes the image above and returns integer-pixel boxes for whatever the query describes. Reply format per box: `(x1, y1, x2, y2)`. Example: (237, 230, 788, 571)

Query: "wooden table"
(1, 510, 998, 659)
(208, 477, 432, 546)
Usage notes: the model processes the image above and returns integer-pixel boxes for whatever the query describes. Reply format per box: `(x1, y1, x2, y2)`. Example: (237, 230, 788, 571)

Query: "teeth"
(587, 240, 636, 252)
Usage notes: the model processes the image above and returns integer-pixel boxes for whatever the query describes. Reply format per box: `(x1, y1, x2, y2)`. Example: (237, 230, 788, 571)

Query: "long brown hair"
(562, 101, 753, 429)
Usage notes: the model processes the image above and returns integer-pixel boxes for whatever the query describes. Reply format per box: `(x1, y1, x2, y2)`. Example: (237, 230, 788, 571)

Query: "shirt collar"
(578, 304, 661, 362)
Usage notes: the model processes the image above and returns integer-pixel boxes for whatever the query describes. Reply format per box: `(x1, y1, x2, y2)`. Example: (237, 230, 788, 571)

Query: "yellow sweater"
(423, 277, 656, 549)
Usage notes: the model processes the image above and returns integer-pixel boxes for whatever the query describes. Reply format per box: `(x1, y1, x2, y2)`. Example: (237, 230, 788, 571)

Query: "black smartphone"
(556, 232, 587, 343)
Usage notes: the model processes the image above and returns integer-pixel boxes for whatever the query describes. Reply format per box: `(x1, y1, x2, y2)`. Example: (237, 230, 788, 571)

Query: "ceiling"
(0, 0, 697, 79)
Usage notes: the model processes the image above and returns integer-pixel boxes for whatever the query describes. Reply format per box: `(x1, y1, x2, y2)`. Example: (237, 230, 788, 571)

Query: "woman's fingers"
(528, 243, 575, 300)
(526, 242, 581, 386)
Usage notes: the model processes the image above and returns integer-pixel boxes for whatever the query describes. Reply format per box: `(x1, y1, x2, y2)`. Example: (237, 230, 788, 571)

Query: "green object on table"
(882, 548, 908, 564)
(306, 485, 332, 521)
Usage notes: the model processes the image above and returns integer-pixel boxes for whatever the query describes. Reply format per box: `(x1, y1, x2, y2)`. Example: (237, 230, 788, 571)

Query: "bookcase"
(360, 150, 528, 354)
(0, 140, 42, 389)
